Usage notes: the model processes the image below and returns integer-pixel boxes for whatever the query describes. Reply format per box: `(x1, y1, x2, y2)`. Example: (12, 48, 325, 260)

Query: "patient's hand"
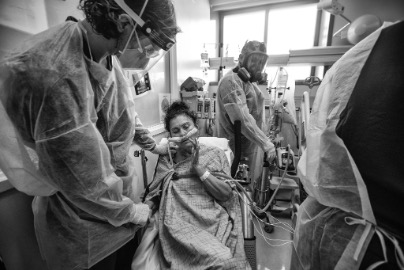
(193, 164, 207, 178)
(191, 140, 200, 165)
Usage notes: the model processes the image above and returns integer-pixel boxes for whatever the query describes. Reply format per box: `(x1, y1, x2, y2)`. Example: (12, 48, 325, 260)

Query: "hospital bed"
(136, 135, 258, 269)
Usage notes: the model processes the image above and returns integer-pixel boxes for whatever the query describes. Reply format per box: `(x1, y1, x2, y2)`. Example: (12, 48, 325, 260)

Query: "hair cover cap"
(241, 40, 267, 55)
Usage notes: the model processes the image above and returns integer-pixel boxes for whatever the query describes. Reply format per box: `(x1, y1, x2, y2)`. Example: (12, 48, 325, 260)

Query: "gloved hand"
(266, 144, 276, 163)
(131, 203, 151, 226)
(151, 142, 180, 156)
(150, 144, 168, 155)
(150, 143, 169, 155)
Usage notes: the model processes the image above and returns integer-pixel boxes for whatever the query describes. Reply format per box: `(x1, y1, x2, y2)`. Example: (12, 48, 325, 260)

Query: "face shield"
(241, 52, 269, 83)
(114, 0, 176, 85)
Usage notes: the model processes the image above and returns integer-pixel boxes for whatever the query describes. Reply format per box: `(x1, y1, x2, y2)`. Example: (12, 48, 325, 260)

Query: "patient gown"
(145, 144, 251, 269)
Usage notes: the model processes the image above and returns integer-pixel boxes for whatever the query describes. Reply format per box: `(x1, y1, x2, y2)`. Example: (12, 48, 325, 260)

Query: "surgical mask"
(118, 25, 159, 70)
(117, 17, 136, 57)
(119, 49, 150, 69)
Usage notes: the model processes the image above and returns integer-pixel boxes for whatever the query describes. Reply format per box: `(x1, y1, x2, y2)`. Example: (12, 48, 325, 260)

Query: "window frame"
(218, 1, 324, 80)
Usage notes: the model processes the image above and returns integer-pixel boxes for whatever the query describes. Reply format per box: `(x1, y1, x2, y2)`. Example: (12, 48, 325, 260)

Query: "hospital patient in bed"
(135, 101, 251, 269)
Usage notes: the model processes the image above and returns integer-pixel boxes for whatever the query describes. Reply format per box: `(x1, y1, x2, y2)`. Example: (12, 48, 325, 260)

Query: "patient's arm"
(193, 146, 233, 202)
(195, 165, 233, 201)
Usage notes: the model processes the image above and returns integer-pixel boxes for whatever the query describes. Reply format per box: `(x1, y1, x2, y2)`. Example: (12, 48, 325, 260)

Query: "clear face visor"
(120, 48, 167, 86)
(119, 27, 170, 85)
(242, 52, 269, 74)
(114, 0, 176, 85)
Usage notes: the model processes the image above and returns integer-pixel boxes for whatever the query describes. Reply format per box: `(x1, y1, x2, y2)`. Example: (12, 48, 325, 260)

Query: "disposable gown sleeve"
(34, 79, 149, 227)
(219, 79, 273, 152)
(132, 111, 157, 151)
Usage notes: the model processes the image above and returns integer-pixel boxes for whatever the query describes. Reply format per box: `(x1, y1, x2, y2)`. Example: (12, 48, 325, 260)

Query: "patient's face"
(169, 114, 197, 150)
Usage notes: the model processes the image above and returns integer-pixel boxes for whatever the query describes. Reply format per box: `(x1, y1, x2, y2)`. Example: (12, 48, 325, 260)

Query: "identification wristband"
(200, 171, 210, 182)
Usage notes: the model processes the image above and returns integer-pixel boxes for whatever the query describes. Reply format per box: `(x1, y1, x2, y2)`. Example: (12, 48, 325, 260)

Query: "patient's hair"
(164, 101, 197, 132)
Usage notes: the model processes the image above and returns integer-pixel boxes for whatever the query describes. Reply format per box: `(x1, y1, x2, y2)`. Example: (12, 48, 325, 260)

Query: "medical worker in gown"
(215, 41, 276, 188)
(0, 0, 180, 269)
(291, 21, 404, 270)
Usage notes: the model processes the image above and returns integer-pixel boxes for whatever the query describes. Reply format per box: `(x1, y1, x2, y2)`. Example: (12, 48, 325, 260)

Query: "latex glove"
(266, 144, 276, 163)
(150, 143, 169, 155)
(131, 204, 151, 226)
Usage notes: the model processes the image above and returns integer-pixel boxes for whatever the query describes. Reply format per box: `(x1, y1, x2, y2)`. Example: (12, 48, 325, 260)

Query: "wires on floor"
(254, 219, 293, 247)
(235, 190, 294, 247)
(236, 190, 294, 234)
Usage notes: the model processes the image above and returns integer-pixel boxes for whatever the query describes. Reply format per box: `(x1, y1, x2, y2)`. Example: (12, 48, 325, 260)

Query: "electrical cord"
(222, 144, 294, 215)
(255, 144, 292, 214)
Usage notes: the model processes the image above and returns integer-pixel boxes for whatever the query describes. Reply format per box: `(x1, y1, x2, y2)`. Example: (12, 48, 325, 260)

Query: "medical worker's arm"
(219, 79, 274, 153)
(34, 79, 149, 227)
(132, 112, 156, 150)
(132, 113, 168, 155)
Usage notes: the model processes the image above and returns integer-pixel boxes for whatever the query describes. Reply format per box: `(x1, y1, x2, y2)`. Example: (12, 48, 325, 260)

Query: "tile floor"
(254, 213, 293, 270)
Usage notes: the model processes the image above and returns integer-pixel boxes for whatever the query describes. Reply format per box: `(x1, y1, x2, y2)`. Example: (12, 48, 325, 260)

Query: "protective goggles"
(114, 0, 175, 51)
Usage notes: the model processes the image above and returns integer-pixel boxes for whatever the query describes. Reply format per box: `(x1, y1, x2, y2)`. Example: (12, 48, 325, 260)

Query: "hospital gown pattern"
(146, 144, 251, 269)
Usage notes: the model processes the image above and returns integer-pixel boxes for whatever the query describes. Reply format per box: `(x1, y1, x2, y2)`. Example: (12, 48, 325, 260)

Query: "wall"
(331, 0, 404, 46)
(0, 0, 48, 34)
(0, 0, 83, 59)
(45, 0, 84, 27)
(0, 25, 31, 59)
(170, 0, 216, 136)
(171, 0, 216, 100)
(133, 58, 169, 127)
